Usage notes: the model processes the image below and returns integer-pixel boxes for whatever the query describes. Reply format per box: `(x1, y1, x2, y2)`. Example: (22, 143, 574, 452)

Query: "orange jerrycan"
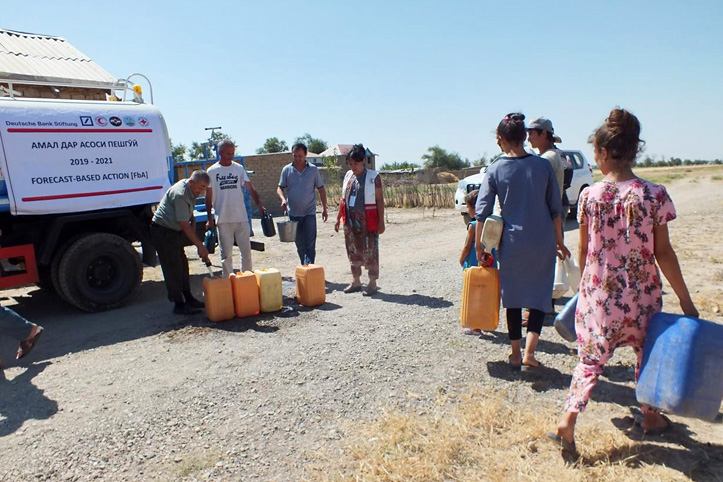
(460, 266, 500, 331)
(295, 264, 326, 307)
(203, 276, 235, 322)
(254, 268, 283, 312)
(231, 271, 260, 317)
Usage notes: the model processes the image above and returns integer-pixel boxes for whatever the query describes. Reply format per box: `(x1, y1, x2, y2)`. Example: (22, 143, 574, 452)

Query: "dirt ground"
(1, 167, 722, 481)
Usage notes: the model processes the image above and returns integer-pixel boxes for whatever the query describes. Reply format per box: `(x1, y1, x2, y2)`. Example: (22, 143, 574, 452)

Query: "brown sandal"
(17, 326, 43, 360)
(343, 284, 362, 294)
(362, 286, 378, 296)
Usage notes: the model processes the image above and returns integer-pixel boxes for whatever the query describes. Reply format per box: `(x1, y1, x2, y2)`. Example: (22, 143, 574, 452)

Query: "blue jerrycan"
(637, 312, 723, 421)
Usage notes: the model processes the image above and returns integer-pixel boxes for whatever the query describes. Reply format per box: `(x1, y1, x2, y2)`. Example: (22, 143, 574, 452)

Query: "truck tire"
(50, 234, 86, 302)
(57, 233, 143, 312)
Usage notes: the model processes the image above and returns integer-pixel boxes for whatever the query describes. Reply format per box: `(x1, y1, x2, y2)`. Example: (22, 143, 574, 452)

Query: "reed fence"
(323, 182, 456, 209)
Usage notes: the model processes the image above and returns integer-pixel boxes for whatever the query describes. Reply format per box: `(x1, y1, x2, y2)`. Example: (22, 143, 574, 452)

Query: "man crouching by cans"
(151, 170, 211, 315)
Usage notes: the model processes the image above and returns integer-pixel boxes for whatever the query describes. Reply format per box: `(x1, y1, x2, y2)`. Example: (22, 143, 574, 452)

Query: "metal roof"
(0, 28, 118, 88)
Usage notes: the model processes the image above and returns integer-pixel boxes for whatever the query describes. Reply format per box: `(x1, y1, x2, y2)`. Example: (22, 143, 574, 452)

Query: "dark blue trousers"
(289, 214, 317, 265)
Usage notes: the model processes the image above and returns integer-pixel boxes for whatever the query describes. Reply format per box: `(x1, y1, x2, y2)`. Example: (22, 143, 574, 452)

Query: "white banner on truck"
(0, 99, 172, 215)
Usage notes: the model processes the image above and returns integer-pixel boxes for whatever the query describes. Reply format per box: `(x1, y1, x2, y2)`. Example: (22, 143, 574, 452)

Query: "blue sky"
(4, 0, 722, 165)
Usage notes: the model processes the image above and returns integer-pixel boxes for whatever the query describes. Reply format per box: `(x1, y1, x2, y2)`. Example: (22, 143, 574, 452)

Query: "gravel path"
(1, 178, 722, 481)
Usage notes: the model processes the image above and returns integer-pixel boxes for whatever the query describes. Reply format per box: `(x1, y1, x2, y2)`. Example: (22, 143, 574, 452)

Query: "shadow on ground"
(480, 330, 575, 356)
(325, 280, 452, 308)
(1, 272, 303, 366)
(589, 414, 723, 481)
(0, 362, 57, 437)
(486, 360, 638, 407)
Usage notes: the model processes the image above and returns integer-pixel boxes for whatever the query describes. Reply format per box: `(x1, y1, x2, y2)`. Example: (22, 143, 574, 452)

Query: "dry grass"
(171, 450, 221, 478)
(305, 390, 720, 482)
(693, 295, 722, 315)
(593, 164, 723, 185)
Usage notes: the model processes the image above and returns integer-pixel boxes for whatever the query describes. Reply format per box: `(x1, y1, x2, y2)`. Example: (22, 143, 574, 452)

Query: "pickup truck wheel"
(58, 233, 143, 312)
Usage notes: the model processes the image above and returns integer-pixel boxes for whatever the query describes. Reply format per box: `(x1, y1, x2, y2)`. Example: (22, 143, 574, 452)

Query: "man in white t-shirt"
(205, 140, 264, 277)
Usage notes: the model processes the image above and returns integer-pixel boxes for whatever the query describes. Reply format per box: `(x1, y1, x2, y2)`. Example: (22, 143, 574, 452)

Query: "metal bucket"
(276, 214, 298, 243)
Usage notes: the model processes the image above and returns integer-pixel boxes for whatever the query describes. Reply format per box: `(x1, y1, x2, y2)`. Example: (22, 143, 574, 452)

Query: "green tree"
(384, 161, 420, 171)
(421, 145, 469, 170)
(471, 155, 488, 167)
(294, 133, 328, 154)
(170, 139, 187, 163)
(322, 155, 341, 186)
(257, 137, 288, 154)
(189, 131, 233, 159)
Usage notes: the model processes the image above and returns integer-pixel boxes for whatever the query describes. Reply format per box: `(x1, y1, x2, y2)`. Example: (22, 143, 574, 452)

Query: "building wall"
(242, 152, 293, 216)
(13, 84, 109, 100)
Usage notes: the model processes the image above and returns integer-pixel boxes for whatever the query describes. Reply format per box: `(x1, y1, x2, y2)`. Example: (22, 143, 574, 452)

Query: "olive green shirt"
(540, 149, 566, 201)
(152, 179, 196, 231)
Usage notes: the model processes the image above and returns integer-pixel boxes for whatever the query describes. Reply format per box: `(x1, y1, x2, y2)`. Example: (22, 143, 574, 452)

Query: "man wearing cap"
(527, 117, 566, 205)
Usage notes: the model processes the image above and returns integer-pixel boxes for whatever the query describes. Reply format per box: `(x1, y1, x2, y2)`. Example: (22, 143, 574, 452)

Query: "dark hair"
(531, 128, 555, 142)
(291, 142, 307, 154)
(346, 143, 367, 163)
(464, 189, 479, 206)
(497, 113, 526, 144)
(589, 108, 645, 166)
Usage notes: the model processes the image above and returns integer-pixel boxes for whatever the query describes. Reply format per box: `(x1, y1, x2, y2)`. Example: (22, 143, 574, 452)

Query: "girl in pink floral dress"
(549, 108, 698, 463)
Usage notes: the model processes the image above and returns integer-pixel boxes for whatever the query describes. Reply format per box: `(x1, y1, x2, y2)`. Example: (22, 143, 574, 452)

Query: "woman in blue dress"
(475, 113, 570, 369)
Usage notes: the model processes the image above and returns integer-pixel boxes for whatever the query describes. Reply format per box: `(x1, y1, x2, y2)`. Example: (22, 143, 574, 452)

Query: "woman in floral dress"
(549, 108, 698, 462)
(334, 144, 385, 296)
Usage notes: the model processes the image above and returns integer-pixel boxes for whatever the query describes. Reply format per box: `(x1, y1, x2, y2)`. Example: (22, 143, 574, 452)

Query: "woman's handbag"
(261, 209, 276, 237)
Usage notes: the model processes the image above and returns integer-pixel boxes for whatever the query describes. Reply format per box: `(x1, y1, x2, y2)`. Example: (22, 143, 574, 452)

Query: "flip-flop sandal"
(343, 284, 362, 294)
(17, 326, 43, 360)
(508, 355, 522, 369)
(631, 410, 673, 436)
(462, 328, 482, 336)
(362, 286, 378, 297)
(521, 361, 544, 372)
(546, 432, 580, 465)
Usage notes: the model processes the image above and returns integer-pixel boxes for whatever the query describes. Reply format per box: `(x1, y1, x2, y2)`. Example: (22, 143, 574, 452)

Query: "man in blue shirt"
(276, 143, 328, 264)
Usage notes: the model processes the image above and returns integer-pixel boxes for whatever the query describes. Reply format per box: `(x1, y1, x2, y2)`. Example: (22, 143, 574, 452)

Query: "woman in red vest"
(334, 144, 385, 296)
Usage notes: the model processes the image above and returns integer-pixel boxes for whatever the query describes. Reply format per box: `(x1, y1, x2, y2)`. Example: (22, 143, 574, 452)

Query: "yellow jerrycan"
(295, 264, 326, 307)
(254, 268, 283, 312)
(231, 271, 260, 318)
(460, 266, 500, 331)
(203, 276, 235, 322)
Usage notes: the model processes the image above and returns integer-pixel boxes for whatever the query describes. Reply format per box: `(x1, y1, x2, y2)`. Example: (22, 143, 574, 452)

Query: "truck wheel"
(50, 234, 85, 302)
(57, 233, 143, 312)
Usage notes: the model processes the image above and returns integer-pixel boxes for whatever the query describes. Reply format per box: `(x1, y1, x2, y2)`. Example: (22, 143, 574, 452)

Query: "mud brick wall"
(242, 152, 294, 216)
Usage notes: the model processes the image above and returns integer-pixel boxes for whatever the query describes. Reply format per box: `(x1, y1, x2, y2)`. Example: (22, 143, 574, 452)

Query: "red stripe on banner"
(22, 185, 163, 202)
(7, 128, 153, 133)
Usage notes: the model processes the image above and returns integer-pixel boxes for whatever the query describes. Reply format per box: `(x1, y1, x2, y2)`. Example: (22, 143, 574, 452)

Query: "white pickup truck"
(454, 150, 594, 218)
(0, 96, 172, 311)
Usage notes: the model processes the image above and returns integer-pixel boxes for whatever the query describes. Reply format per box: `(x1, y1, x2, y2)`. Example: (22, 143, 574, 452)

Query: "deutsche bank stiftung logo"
(80, 116, 93, 126)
